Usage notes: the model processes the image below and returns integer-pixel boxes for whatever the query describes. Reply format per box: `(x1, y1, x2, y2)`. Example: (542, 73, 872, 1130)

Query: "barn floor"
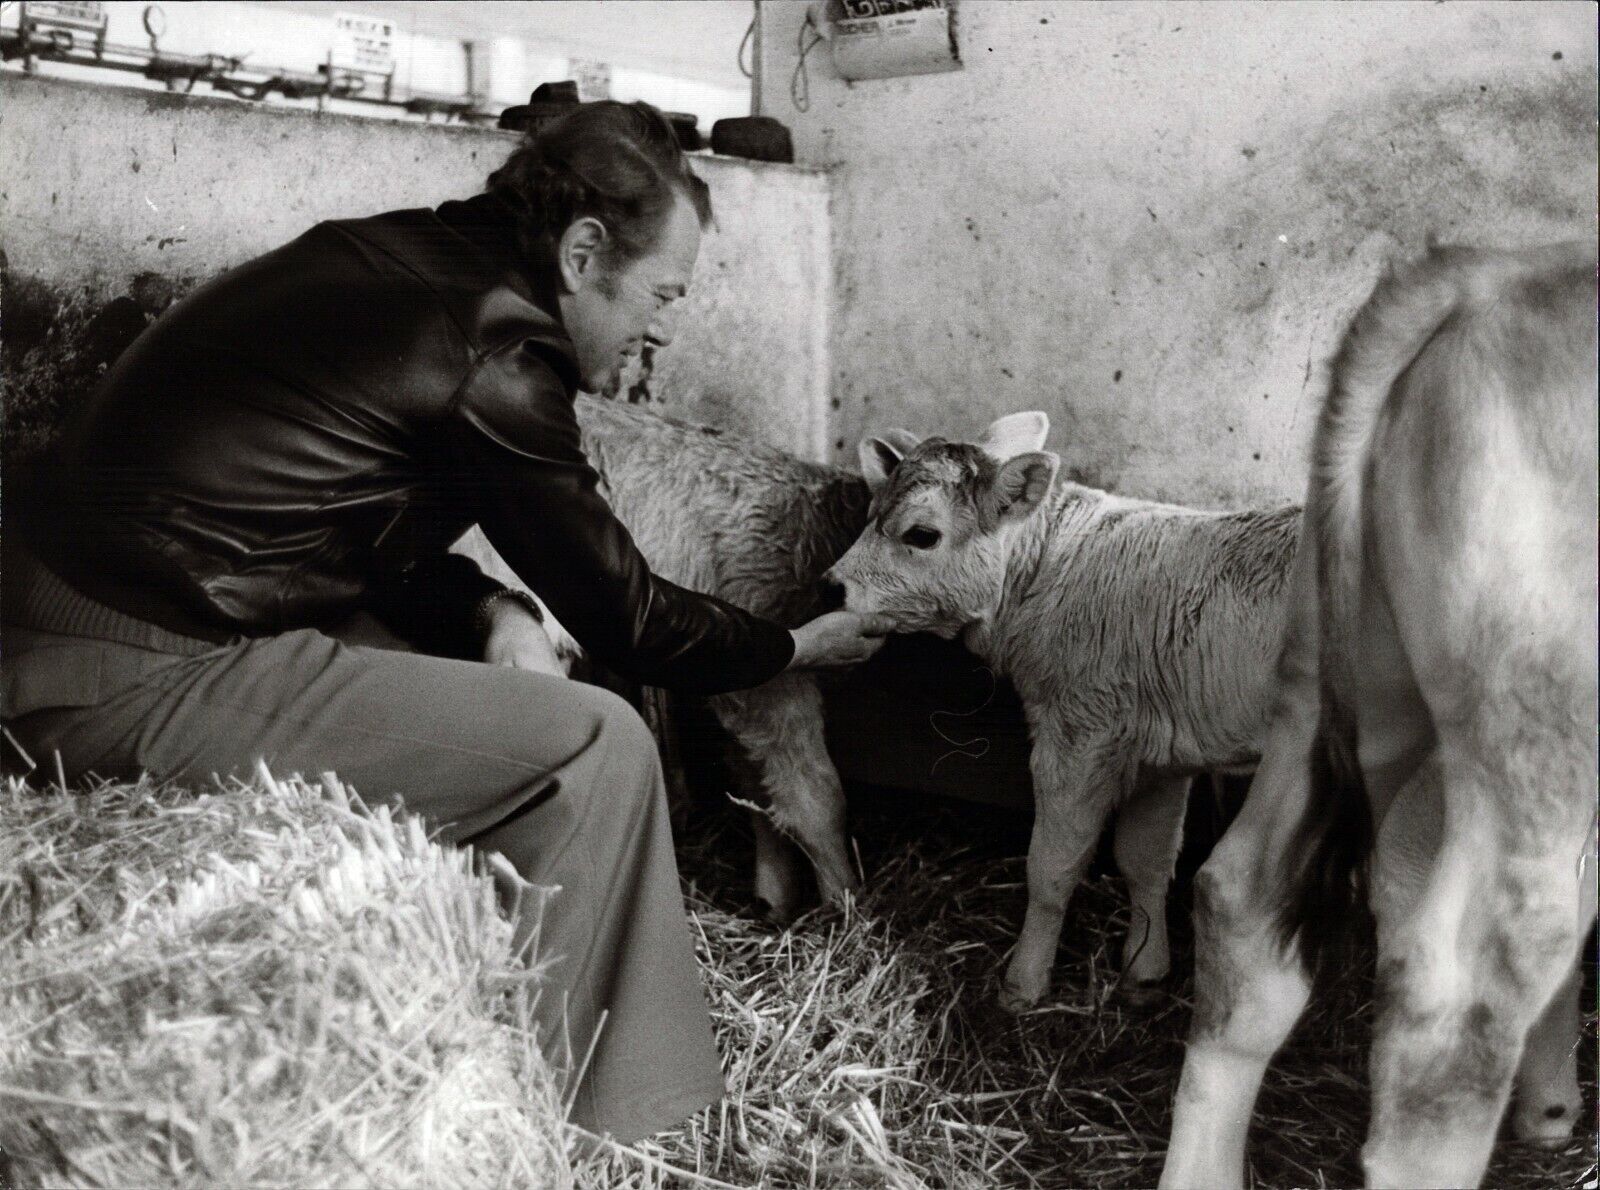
(621, 774, 1599, 1189)
(1, 766, 1590, 1188)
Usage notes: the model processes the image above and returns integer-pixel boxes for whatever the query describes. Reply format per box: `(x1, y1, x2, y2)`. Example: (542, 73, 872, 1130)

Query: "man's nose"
(646, 306, 681, 349)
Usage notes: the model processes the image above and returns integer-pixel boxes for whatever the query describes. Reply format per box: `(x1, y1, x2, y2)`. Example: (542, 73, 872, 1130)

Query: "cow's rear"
(1161, 240, 1598, 1190)
(1283, 242, 1600, 967)
(1321, 241, 1597, 1186)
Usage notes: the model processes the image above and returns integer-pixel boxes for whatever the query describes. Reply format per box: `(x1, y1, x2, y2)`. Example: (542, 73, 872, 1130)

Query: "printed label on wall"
(331, 12, 396, 75)
(569, 58, 613, 101)
(826, 0, 959, 81)
(21, 1, 106, 30)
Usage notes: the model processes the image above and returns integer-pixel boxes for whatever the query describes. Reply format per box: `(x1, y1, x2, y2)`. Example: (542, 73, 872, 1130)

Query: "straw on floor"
(2, 769, 1593, 1189)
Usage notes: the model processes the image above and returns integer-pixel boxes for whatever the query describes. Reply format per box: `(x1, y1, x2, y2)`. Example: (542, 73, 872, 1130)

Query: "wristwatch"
(473, 587, 545, 642)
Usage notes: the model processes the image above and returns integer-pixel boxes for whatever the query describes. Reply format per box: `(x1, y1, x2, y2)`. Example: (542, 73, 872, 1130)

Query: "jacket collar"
(435, 190, 579, 388)
(435, 191, 565, 318)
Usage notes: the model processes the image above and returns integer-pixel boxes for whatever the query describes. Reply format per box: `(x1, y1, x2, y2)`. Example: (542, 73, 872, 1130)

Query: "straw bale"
(0, 771, 571, 1190)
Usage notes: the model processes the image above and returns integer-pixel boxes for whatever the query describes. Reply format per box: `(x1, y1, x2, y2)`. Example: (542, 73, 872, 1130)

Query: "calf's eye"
(902, 526, 942, 550)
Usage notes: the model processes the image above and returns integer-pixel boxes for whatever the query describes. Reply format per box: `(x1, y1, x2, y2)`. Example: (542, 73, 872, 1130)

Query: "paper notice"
(569, 59, 613, 102)
(825, 0, 960, 82)
(331, 12, 396, 76)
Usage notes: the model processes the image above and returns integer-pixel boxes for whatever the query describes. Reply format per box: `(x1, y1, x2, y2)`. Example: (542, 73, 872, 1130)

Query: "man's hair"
(487, 100, 712, 278)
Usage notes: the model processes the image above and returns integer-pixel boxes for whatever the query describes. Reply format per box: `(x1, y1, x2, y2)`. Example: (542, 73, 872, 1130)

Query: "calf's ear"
(983, 451, 1059, 526)
(877, 428, 922, 456)
(979, 412, 1049, 460)
(858, 430, 918, 490)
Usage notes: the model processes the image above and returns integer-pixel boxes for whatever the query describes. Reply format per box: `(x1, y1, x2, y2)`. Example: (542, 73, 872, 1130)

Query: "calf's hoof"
(751, 872, 802, 926)
(998, 979, 1046, 1015)
(1116, 976, 1167, 1008)
(1120, 947, 1171, 990)
(754, 891, 801, 927)
(815, 870, 861, 910)
(1000, 955, 1051, 1014)
(1511, 1094, 1580, 1147)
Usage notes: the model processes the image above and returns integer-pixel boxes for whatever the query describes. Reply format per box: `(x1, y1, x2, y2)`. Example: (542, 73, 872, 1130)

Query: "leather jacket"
(15, 191, 795, 695)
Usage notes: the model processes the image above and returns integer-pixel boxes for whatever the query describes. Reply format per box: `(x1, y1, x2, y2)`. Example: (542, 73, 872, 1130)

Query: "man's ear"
(979, 412, 1050, 460)
(982, 451, 1059, 526)
(557, 216, 609, 293)
(858, 429, 918, 491)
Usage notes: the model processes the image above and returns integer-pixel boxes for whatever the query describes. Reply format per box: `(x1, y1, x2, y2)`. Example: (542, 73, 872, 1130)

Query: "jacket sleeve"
(365, 548, 505, 660)
(444, 337, 796, 695)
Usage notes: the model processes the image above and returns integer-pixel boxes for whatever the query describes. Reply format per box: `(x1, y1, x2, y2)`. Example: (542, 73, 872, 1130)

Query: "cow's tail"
(1277, 245, 1468, 975)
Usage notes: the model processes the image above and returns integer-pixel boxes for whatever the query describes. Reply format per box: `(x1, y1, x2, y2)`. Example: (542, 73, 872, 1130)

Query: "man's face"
(559, 193, 701, 393)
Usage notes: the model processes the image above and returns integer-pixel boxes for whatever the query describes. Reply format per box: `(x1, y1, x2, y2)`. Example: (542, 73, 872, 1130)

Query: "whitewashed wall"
(760, 0, 1598, 506)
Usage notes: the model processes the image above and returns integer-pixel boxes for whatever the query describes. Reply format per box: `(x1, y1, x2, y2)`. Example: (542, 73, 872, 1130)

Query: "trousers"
(1, 557, 724, 1144)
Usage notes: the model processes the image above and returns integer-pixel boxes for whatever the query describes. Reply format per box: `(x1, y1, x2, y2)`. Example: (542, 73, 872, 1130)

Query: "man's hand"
(787, 609, 897, 670)
(483, 597, 567, 676)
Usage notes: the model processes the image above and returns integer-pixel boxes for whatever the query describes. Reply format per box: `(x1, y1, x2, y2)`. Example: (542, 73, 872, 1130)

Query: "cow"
(1159, 240, 1598, 1189)
(456, 394, 872, 922)
(825, 412, 1301, 1009)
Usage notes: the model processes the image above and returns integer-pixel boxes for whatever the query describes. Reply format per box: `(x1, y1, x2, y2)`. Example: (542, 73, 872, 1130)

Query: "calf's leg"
(1160, 540, 1319, 1190)
(1112, 770, 1190, 990)
(1156, 735, 1317, 1187)
(714, 675, 856, 921)
(749, 812, 805, 922)
(1002, 732, 1125, 1012)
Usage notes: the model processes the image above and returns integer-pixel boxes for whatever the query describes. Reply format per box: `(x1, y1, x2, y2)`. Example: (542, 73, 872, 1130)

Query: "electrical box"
(817, 0, 960, 82)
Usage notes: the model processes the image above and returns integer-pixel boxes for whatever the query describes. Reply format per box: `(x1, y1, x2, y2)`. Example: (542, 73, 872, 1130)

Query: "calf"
(1160, 240, 1598, 1188)
(827, 415, 1300, 1008)
(458, 394, 871, 920)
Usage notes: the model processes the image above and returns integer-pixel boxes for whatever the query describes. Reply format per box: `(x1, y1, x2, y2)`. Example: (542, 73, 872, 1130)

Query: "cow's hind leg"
(1357, 293, 1598, 1184)
(1157, 727, 1318, 1187)
(714, 676, 856, 922)
(1512, 815, 1596, 1145)
(1112, 771, 1190, 993)
(1362, 745, 1592, 1189)
(1511, 954, 1584, 1145)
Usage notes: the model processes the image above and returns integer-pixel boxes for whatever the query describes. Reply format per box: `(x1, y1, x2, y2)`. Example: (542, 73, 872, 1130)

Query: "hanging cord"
(791, 6, 824, 112)
(928, 666, 998, 774)
(737, 13, 754, 78)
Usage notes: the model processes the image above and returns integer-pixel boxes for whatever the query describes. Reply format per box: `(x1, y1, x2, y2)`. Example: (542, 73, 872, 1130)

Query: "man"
(1, 101, 890, 1142)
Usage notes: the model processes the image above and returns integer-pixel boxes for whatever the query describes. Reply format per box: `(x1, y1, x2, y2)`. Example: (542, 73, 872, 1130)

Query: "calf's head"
(826, 412, 1059, 637)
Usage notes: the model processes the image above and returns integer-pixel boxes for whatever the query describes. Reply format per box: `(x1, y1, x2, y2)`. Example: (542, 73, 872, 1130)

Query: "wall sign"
(22, 1, 107, 28)
(331, 12, 396, 75)
(568, 58, 613, 101)
(824, 0, 960, 82)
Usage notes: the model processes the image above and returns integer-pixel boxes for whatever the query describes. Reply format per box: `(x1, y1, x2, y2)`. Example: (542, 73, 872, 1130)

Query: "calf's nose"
(817, 575, 846, 611)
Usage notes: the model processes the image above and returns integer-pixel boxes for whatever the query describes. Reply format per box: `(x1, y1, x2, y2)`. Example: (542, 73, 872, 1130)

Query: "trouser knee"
(573, 684, 663, 791)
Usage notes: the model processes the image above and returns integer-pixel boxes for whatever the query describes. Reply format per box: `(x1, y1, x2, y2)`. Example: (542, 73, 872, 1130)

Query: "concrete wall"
(0, 73, 832, 457)
(759, 0, 1598, 506)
